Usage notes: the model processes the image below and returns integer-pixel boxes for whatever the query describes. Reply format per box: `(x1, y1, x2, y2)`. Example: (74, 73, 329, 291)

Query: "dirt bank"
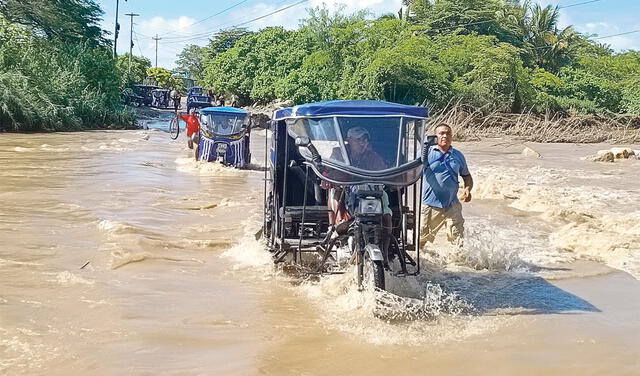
(433, 107, 640, 143)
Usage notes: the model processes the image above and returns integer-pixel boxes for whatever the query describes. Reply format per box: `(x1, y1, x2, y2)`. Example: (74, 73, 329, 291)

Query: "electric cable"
(160, 0, 252, 38)
(161, 0, 306, 45)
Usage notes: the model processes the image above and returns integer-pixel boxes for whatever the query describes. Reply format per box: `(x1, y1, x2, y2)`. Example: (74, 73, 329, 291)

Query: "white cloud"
(600, 35, 640, 51)
(132, 0, 403, 68)
(575, 21, 639, 51)
(118, 16, 198, 69)
(224, 0, 402, 31)
(585, 22, 610, 29)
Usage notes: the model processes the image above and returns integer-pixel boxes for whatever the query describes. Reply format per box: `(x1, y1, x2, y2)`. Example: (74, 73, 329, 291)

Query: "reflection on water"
(1, 131, 639, 375)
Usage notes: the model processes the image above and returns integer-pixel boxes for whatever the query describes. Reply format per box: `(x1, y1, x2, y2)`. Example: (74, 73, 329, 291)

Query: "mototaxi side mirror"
(294, 136, 321, 164)
(422, 135, 436, 162)
(295, 136, 311, 147)
(200, 115, 208, 126)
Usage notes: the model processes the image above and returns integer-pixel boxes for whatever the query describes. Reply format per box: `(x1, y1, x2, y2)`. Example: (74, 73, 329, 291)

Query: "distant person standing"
(170, 88, 181, 112)
(420, 123, 473, 247)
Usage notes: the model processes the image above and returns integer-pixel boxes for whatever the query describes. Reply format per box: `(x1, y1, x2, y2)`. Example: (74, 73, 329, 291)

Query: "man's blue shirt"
(422, 145, 470, 208)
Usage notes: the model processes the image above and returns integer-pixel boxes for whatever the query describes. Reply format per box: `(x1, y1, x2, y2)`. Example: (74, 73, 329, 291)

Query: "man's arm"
(460, 174, 473, 202)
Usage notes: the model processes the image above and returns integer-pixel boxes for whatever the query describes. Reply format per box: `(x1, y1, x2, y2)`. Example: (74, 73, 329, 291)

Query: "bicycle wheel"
(169, 117, 180, 140)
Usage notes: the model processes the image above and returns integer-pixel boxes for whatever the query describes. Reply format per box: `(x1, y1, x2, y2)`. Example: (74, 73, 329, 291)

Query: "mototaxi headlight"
(358, 198, 383, 215)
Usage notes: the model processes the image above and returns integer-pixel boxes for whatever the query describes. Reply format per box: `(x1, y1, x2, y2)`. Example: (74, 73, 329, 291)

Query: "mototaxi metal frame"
(263, 100, 428, 287)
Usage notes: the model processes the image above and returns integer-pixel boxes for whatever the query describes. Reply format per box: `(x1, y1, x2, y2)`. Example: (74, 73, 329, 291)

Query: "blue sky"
(96, 0, 640, 69)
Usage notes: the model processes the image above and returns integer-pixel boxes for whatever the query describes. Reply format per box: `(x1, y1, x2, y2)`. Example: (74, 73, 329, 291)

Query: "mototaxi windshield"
(287, 116, 424, 186)
(201, 113, 247, 136)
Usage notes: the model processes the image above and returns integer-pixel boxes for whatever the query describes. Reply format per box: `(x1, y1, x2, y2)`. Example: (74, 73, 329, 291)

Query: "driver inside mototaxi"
(335, 126, 387, 171)
(324, 127, 393, 264)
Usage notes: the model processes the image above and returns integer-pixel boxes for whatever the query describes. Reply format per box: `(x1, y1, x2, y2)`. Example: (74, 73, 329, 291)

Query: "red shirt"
(179, 114, 200, 136)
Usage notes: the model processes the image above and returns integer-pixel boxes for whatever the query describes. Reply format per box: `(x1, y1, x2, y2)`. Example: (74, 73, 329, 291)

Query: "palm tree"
(499, 1, 578, 72)
(400, 0, 432, 24)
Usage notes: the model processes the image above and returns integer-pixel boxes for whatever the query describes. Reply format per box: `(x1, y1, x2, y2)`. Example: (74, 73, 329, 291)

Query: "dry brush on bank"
(429, 106, 640, 144)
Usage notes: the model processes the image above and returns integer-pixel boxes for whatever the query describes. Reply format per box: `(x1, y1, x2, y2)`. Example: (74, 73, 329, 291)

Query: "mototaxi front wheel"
(371, 260, 385, 290)
(359, 252, 385, 291)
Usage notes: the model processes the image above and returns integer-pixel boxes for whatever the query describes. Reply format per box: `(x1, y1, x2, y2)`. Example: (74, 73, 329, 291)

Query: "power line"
(235, 0, 308, 28)
(558, 0, 602, 9)
(133, 28, 144, 56)
(594, 29, 640, 40)
(427, 0, 604, 33)
(160, 0, 252, 38)
(159, 0, 296, 44)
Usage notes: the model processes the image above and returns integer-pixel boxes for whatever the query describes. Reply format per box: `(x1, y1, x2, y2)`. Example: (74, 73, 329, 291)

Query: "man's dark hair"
(433, 123, 452, 132)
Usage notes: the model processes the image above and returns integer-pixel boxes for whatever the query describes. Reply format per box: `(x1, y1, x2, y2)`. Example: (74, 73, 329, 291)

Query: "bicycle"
(169, 115, 180, 140)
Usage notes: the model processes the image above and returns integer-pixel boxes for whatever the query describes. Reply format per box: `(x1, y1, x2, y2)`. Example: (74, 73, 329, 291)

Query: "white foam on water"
(97, 219, 137, 234)
(79, 298, 110, 308)
(0, 329, 58, 373)
(13, 146, 32, 152)
(215, 214, 516, 346)
(48, 271, 94, 286)
(473, 165, 640, 279)
(295, 267, 501, 346)
(39, 144, 70, 152)
(218, 197, 253, 207)
(220, 216, 273, 271)
(175, 157, 247, 176)
(109, 249, 205, 270)
(0, 258, 42, 267)
(423, 219, 573, 273)
(80, 141, 130, 152)
(117, 134, 150, 143)
(181, 238, 236, 250)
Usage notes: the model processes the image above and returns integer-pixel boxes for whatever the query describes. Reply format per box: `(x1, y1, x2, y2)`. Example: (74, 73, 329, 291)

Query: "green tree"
(343, 37, 450, 105)
(0, 0, 107, 45)
(203, 27, 312, 103)
(413, 0, 516, 44)
(498, 1, 579, 72)
(0, 22, 131, 131)
(274, 50, 341, 103)
(206, 27, 251, 58)
(175, 44, 206, 82)
(116, 53, 151, 88)
(146, 67, 182, 89)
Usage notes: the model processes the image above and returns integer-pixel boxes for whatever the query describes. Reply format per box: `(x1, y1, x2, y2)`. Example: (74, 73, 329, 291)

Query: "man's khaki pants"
(420, 201, 464, 248)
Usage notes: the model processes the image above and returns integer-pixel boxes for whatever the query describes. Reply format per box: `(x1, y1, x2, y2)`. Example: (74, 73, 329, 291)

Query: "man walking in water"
(421, 123, 473, 247)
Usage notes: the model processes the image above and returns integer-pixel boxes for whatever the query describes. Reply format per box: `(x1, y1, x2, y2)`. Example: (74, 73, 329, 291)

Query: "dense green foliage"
(117, 53, 152, 88)
(0, 2, 134, 132)
(193, 1, 639, 114)
(0, 0, 107, 45)
(146, 67, 185, 91)
(175, 44, 206, 83)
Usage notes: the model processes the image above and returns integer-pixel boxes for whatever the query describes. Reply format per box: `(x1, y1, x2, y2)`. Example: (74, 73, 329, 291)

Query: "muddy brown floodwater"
(1, 125, 639, 375)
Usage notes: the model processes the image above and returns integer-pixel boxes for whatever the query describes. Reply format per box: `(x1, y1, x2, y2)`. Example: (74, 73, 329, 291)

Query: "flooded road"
(1, 127, 639, 375)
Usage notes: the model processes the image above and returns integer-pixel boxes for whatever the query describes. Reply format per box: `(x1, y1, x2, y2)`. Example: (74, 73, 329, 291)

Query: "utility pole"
(152, 34, 161, 68)
(125, 13, 139, 74)
(113, 0, 121, 58)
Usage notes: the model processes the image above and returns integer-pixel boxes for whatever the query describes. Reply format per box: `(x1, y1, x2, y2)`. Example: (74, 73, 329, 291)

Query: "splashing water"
(473, 165, 640, 278)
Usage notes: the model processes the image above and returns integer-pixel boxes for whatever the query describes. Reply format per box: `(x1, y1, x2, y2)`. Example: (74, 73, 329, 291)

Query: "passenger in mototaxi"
(323, 126, 393, 263)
